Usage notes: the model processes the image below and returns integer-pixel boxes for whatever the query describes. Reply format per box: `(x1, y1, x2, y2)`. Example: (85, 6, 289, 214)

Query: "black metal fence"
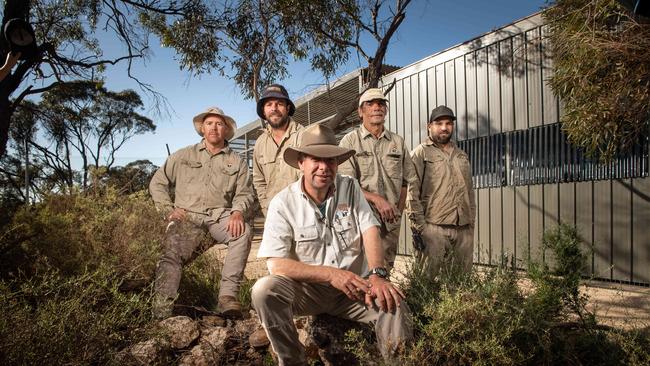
(457, 122, 649, 188)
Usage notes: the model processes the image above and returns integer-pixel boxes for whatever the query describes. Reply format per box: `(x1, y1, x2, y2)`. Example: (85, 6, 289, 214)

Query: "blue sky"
(99, 0, 548, 167)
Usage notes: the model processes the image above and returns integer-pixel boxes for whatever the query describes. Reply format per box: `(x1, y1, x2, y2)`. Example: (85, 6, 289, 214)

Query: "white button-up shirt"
(258, 174, 380, 275)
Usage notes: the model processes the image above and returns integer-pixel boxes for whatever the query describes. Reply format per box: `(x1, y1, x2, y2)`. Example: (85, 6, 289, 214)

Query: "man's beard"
(431, 132, 452, 145)
(267, 115, 290, 129)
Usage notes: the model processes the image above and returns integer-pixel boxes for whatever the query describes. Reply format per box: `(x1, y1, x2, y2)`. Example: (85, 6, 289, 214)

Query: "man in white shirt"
(251, 124, 412, 365)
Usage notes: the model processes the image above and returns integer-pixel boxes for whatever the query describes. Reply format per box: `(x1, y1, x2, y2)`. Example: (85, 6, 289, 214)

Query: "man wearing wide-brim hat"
(252, 84, 305, 216)
(150, 106, 255, 319)
(251, 124, 413, 365)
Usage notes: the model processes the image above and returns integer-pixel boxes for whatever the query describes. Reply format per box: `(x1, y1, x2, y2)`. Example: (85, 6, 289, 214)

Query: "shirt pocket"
(180, 159, 202, 183)
(221, 164, 240, 194)
(355, 151, 374, 177)
(333, 215, 361, 254)
(384, 152, 403, 180)
(294, 226, 322, 264)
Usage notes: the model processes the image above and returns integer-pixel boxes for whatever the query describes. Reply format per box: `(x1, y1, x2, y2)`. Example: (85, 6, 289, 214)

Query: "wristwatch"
(368, 267, 389, 279)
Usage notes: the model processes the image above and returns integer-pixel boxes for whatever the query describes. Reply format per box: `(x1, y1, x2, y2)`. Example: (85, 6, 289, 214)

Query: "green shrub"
(0, 264, 154, 365)
(1, 188, 165, 281)
(394, 223, 650, 365)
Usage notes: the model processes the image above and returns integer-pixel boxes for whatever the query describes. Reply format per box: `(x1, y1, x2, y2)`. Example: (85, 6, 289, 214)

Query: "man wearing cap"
(338, 88, 417, 270)
(149, 107, 255, 319)
(251, 124, 413, 365)
(252, 84, 304, 216)
(406, 105, 476, 276)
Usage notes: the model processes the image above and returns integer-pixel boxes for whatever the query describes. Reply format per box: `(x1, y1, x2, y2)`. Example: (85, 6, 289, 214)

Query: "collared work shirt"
(149, 141, 254, 225)
(253, 119, 304, 215)
(258, 175, 380, 275)
(338, 124, 417, 224)
(406, 140, 476, 232)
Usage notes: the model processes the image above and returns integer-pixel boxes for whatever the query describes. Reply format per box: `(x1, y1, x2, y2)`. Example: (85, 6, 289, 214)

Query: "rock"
(309, 314, 377, 366)
(200, 315, 226, 328)
(178, 345, 213, 366)
(159, 316, 200, 349)
(125, 338, 169, 365)
(201, 326, 232, 351)
(233, 316, 261, 336)
(295, 317, 319, 360)
(178, 327, 233, 366)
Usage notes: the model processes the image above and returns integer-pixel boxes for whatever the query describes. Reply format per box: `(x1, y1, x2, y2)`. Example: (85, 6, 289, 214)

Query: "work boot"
(249, 327, 270, 348)
(152, 295, 174, 320)
(216, 295, 242, 318)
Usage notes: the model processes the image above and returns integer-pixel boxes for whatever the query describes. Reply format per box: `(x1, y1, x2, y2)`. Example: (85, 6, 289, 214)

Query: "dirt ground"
(207, 219, 650, 331)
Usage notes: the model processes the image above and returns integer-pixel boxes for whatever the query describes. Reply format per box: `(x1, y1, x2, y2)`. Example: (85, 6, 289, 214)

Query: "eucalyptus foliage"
(544, 0, 650, 161)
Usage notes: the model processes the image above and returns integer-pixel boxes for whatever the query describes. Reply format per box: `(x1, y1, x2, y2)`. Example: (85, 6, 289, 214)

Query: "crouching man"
(251, 124, 413, 365)
(149, 106, 254, 319)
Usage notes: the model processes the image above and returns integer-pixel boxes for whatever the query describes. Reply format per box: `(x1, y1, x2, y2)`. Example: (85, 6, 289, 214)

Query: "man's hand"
(328, 268, 372, 302)
(412, 229, 425, 251)
(369, 193, 399, 224)
(227, 210, 245, 238)
(366, 275, 405, 313)
(168, 208, 187, 222)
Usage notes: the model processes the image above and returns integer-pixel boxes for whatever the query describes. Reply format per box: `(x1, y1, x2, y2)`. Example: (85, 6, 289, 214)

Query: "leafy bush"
(545, 0, 650, 161)
(390, 223, 650, 366)
(0, 265, 155, 365)
(0, 188, 242, 364)
(1, 188, 165, 281)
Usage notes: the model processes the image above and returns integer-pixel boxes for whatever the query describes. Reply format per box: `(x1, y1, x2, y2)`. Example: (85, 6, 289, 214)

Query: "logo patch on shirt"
(335, 204, 350, 220)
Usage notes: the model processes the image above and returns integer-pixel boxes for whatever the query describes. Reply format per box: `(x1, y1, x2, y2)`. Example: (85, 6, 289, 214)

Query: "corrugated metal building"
(233, 12, 650, 285)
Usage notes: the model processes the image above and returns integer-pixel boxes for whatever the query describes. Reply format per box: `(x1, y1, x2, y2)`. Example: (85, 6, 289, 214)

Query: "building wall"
(382, 13, 650, 285)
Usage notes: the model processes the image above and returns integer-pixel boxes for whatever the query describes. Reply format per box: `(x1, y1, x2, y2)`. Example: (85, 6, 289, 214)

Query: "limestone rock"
(124, 338, 169, 365)
(159, 316, 200, 349)
(178, 327, 233, 366)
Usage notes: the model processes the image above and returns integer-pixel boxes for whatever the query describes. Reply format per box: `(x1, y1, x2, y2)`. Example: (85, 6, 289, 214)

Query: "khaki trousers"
(381, 223, 401, 270)
(251, 275, 413, 366)
(155, 215, 252, 300)
(420, 223, 474, 276)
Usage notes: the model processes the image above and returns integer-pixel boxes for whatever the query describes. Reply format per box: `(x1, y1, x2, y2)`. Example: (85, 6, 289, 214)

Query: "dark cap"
(256, 84, 296, 120)
(428, 105, 456, 123)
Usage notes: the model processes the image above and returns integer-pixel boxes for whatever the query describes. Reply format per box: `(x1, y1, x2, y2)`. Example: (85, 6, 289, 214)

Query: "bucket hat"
(256, 84, 296, 120)
(358, 88, 389, 107)
(192, 107, 237, 141)
(283, 124, 355, 169)
(428, 105, 456, 123)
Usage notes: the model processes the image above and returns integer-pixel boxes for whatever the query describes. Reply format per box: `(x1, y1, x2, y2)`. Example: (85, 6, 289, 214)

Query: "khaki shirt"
(253, 119, 304, 215)
(406, 139, 476, 232)
(338, 124, 418, 226)
(258, 174, 380, 275)
(149, 142, 254, 225)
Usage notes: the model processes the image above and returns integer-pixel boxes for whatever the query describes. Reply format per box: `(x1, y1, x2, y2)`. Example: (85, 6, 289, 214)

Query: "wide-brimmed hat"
(192, 107, 237, 141)
(256, 84, 296, 120)
(358, 88, 389, 107)
(428, 105, 456, 123)
(283, 124, 355, 169)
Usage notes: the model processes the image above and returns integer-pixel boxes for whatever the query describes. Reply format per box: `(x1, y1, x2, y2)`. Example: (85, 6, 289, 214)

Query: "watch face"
(373, 267, 388, 278)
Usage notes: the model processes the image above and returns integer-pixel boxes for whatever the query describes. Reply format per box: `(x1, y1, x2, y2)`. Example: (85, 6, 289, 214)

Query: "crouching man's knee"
(251, 275, 295, 313)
